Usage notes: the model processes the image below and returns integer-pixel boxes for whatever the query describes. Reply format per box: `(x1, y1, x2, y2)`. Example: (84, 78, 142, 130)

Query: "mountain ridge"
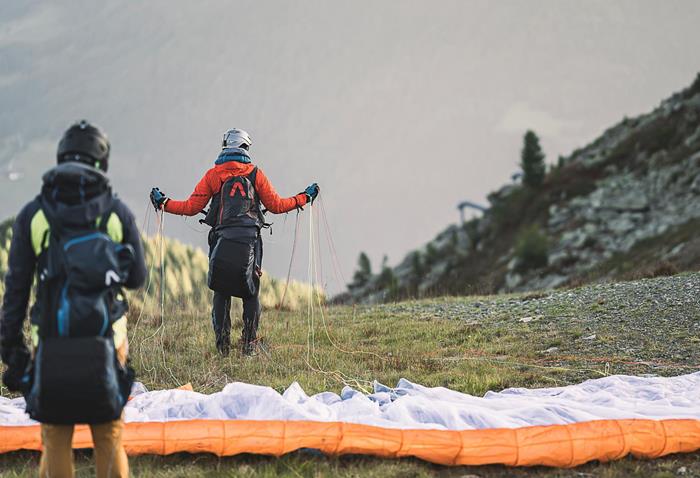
(344, 73, 700, 303)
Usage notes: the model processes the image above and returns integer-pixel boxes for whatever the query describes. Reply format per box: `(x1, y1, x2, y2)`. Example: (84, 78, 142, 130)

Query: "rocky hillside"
(0, 218, 316, 314)
(346, 73, 700, 303)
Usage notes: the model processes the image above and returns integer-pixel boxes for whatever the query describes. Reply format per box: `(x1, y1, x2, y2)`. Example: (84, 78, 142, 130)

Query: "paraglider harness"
(200, 167, 269, 299)
(24, 164, 135, 424)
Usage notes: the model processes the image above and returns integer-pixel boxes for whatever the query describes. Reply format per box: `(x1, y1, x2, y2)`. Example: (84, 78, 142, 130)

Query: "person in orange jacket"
(150, 128, 318, 355)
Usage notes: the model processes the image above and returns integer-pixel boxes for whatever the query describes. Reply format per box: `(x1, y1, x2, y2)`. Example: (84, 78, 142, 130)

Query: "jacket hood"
(40, 162, 112, 226)
(212, 159, 257, 176)
(216, 149, 251, 165)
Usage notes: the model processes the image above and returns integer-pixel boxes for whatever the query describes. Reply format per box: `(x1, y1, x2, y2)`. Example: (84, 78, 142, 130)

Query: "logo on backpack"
(230, 182, 247, 197)
(105, 270, 120, 286)
(200, 167, 265, 229)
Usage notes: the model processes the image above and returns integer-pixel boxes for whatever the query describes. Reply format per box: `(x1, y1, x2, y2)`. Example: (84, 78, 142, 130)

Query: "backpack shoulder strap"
(247, 167, 271, 229)
(247, 167, 258, 186)
(36, 195, 65, 249)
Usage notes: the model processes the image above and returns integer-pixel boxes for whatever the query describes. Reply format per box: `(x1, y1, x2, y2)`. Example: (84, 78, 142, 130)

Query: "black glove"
(302, 183, 320, 204)
(2, 347, 30, 393)
(150, 187, 168, 211)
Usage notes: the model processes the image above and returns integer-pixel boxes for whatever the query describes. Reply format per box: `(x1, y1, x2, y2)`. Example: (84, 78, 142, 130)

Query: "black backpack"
(202, 169, 265, 298)
(203, 168, 265, 229)
(37, 203, 133, 338)
(25, 164, 135, 424)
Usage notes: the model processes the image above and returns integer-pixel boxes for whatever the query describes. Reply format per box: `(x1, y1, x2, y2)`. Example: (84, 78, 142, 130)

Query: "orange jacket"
(164, 161, 308, 216)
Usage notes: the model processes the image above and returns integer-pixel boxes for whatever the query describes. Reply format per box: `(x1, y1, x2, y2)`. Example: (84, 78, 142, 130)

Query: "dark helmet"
(57, 120, 110, 172)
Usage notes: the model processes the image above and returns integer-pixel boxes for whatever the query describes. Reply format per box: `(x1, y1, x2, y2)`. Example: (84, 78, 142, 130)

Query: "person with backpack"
(149, 128, 319, 356)
(1, 120, 147, 478)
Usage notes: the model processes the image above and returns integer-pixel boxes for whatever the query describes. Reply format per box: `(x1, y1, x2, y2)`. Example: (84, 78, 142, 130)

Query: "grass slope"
(2, 272, 700, 476)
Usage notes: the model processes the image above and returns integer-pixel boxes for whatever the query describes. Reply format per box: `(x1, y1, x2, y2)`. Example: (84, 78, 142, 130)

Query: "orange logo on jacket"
(230, 182, 247, 197)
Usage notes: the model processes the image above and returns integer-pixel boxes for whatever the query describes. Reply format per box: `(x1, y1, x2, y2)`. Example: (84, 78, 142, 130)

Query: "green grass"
(3, 450, 700, 478)
(127, 301, 523, 395)
(2, 287, 700, 476)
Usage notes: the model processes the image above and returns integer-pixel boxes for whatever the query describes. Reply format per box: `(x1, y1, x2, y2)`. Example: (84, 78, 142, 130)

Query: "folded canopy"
(2, 373, 700, 467)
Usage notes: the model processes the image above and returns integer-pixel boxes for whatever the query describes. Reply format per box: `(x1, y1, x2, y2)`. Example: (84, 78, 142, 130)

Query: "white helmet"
(222, 128, 252, 150)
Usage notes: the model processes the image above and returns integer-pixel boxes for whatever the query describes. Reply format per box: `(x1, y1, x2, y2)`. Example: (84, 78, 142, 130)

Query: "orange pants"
(38, 339, 130, 477)
(39, 419, 128, 478)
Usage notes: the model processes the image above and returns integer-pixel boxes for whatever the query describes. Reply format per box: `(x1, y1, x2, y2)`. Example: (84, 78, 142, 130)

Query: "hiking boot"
(216, 339, 231, 357)
(253, 337, 268, 355)
(240, 340, 255, 356)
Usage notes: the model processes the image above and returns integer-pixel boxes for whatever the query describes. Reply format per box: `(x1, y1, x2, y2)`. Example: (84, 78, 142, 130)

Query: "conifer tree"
(520, 130, 546, 188)
(351, 252, 373, 288)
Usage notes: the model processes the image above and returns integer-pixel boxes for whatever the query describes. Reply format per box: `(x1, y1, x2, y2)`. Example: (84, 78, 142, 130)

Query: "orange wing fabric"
(2, 418, 700, 467)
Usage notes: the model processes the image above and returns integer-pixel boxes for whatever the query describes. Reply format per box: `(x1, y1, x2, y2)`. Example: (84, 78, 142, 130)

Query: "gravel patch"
(364, 272, 700, 376)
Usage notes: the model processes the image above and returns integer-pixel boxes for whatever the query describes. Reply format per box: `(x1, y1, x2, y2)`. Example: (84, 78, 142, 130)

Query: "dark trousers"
(210, 233, 263, 351)
(212, 290, 260, 348)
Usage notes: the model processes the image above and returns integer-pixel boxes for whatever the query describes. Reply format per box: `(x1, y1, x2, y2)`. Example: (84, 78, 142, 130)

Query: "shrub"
(623, 261, 680, 282)
(514, 226, 549, 273)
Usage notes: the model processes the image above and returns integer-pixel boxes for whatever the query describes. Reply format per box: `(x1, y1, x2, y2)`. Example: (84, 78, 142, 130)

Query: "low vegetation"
(575, 217, 700, 284)
(513, 225, 549, 273)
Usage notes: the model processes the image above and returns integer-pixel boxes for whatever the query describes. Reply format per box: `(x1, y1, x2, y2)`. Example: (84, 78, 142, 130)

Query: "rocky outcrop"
(344, 74, 700, 303)
(505, 88, 700, 292)
(536, 155, 700, 282)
